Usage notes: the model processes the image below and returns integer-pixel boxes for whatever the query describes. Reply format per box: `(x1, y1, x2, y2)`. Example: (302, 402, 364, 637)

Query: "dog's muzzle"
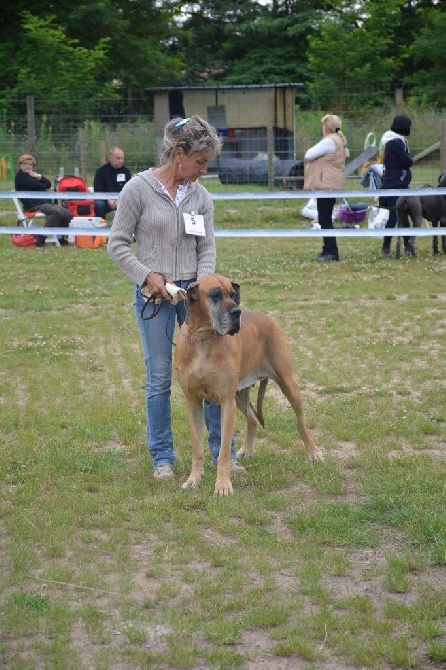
(227, 305, 241, 336)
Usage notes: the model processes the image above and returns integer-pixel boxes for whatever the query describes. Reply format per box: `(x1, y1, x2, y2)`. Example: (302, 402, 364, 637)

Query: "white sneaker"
(153, 464, 174, 479)
(230, 460, 247, 474)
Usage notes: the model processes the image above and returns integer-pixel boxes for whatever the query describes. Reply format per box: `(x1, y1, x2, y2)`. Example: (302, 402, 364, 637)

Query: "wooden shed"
(150, 83, 303, 168)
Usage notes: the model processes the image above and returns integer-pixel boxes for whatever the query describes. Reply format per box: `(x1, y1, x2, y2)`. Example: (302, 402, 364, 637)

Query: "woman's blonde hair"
(160, 115, 223, 165)
(322, 114, 349, 151)
(18, 153, 36, 166)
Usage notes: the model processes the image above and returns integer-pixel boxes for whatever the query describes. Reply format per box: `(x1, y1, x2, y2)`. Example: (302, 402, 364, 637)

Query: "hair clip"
(175, 118, 190, 127)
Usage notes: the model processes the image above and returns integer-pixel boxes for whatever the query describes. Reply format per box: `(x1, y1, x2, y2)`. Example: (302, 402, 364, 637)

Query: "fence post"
(441, 120, 446, 173)
(79, 128, 87, 182)
(99, 140, 106, 166)
(267, 126, 274, 191)
(26, 96, 36, 156)
(395, 88, 403, 115)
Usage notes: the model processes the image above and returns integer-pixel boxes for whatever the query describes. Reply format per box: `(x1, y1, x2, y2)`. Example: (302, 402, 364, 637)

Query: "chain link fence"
(1, 88, 446, 188)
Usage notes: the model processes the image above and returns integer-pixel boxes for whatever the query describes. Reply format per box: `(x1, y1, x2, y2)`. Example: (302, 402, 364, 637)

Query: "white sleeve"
(305, 137, 336, 161)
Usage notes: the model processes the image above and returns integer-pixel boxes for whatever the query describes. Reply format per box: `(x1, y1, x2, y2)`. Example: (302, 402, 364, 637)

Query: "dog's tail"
(253, 379, 268, 427)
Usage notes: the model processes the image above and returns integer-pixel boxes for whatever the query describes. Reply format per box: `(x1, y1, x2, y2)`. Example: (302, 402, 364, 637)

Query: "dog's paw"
(309, 450, 324, 463)
(235, 447, 252, 460)
(214, 479, 234, 496)
(181, 472, 203, 490)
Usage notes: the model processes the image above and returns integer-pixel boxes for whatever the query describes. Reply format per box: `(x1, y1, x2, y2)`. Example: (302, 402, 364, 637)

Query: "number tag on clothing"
(183, 211, 205, 236)
(116, 173, 126, 182)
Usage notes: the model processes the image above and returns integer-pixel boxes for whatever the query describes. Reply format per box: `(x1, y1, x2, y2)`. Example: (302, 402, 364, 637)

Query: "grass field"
(0, 191, 445, 669)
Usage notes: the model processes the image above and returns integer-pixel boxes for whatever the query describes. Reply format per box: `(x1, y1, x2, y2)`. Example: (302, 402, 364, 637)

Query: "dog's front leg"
(181, 395, 205, 490)
(215, 398, 237, 496)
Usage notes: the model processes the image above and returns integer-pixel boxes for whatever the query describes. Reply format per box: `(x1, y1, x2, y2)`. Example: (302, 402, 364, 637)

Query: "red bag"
(11, 233, 36, 247)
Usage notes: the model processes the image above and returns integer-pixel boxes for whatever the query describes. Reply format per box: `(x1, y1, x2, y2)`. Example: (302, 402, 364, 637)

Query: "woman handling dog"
(108, 116, 245, 480)
(304, 114, 349, 262)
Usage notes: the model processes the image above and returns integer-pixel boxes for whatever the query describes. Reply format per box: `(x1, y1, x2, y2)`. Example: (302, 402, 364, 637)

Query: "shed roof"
(146, 83, 304, 91)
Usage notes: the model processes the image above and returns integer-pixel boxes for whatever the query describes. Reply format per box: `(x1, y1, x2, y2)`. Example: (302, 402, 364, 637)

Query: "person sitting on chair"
(93, 147, 132, 219)
(15, 154, 73, 247)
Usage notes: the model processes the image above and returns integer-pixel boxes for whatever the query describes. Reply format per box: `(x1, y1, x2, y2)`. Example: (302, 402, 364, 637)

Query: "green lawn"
(0, 195, 445, 669)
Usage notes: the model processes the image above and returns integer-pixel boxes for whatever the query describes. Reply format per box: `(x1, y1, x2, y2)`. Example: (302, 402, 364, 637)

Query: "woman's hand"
(144, 272, 172, 301)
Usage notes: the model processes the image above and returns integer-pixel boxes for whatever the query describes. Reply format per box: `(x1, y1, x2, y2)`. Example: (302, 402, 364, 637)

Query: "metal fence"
(1, 89, 446, 188)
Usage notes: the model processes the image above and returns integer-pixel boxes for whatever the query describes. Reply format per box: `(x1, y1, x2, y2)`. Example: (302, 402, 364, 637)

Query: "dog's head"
(438, 172, 446, 188)
(185, 274, 241, 336)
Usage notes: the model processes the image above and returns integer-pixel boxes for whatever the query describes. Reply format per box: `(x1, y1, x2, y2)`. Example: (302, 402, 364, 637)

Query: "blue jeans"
(134, 282, 236, 468)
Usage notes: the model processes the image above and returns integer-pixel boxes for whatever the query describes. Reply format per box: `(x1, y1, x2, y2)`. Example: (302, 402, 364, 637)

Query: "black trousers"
(317, 197, 338, 255)
(28, 203, 73, 247)
(28, 203, 73, 228)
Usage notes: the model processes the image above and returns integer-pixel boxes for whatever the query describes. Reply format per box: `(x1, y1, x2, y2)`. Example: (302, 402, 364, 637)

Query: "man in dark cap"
(379, 115, 413, 256)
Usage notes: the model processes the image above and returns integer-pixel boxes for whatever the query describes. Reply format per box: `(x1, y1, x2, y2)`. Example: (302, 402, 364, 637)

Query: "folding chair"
(12, 194, 60, 246)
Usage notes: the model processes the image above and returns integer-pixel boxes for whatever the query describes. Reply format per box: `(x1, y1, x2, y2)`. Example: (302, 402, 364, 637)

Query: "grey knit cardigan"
(107, 169, 216, 287)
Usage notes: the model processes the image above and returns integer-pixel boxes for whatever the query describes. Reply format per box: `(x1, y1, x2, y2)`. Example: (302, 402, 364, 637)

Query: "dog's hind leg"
(181, 394, 206, 490)
(276, 374, 323, 462)
(432, 221, 439, 254)
(236, 387, 260, 459)
(395, 209, 404, 259)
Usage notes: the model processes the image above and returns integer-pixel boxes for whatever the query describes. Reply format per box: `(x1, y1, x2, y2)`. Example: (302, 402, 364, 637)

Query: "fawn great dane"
(174, 274, 323, 495)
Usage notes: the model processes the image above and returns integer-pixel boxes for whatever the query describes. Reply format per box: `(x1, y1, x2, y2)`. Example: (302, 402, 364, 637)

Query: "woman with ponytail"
(304, 114, 349, 261)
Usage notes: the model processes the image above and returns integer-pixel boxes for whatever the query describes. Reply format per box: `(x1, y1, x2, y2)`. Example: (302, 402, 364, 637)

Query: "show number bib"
(183, 211, 205, 236)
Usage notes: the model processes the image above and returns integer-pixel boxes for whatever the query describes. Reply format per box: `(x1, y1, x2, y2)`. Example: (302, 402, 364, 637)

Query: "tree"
(177, 0, 265, 84)
(55, 0, 186, 93)
(306, 0, 403, 109)
(5, 13, 114, 115)
(404, 7, 446, 105)
(0, 1, 187, 112)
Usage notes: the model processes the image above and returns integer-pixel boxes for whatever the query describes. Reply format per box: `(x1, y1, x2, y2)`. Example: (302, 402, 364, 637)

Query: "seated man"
(15, 154, 73, 247)
(93, 147, 131, 219)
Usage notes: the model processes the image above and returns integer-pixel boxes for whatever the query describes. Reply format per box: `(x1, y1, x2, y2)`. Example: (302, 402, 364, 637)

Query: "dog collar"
(181, 330, 217, 343)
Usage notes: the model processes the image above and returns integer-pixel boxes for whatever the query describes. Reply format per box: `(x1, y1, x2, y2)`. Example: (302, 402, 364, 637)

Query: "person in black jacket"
(15, 154, 73, 247)
(93, 147, 131, 219)
(379, 115, 413, 257)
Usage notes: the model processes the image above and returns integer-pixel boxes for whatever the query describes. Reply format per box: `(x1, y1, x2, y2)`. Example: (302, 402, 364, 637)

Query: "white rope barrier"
(1, 188, 446, 200)
(2, 190, 446, 238)
(3, 226, 446, 239)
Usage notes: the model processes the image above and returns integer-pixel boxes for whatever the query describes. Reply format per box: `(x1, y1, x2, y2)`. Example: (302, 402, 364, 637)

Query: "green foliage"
(7, 12, 116, 115)
(1, 0, 446, 114)
(405, 9, 446, 101)
(306, 2, 399, 109)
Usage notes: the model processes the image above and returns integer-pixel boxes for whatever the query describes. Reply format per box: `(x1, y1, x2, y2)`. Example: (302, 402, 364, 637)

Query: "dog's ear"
(186, 282, 199, 301)
(184, 283, 199, 325)
(231, 282, 240, 305)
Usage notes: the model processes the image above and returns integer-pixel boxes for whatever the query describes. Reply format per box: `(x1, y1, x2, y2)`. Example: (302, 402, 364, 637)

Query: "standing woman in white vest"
(304, 114, 349, 261)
